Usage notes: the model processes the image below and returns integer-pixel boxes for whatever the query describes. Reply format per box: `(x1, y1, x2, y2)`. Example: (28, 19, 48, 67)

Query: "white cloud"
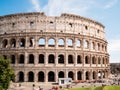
(30, 0, 118, 16)
(104, 0, 118, 9)
(30, 0, 41, 12)
(108, 39, 120, 63)
(108, 39, 120, 52)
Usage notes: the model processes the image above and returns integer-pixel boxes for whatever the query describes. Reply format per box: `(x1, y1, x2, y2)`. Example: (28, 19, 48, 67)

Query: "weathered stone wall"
(0, 12, 110, 83)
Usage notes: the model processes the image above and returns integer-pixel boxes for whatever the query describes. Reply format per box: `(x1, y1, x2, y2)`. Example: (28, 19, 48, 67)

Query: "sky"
(0, 0, 120, 63)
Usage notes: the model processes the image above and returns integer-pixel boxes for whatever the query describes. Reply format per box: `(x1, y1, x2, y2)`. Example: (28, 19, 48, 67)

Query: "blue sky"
(0, 0, 120, 63)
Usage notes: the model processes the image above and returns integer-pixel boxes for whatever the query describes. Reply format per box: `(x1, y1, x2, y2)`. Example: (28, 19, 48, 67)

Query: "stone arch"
(58, 38, 64, 47)
(2, 39, 8, 48)
(77, 71, 82, 80)
(19, 54, 24, 64)
(68, 55, 73, 64)
(77, 55, 82, 64)
(58, 54, 64, 64)
(28, 71, 34, 82)
(93, 71, 97, 79)
(29, 37, 34, 47)
(76, 39, 81, 47)
(18, 71, 24, 82)
(98, 57, 101, 64)
(85, 56, 89, 64)
(84, 40, 89, 49)
(91, 42, 95, 50)
(92, 56, 96, 64)
(102, 57, 105, 64)
(48, 71, 55, 82)
(11, 55, 15, 64)
(68, 71, 74, 80)
(28, 54, 34, 64)
(10, 38, 16, 48)
(58, 71, 64, 78)
(48, 38, 55, 47)
(85, 71, 90, 80)
(67, 38, 73, 47)
(3, 55, 7, 59)
(102, 44, 104, 51)
(48, 54, 55, 64)
(97, 43, 100, 51)
(19, 38, 25, 47)
(39, 38, 45, 46)
(39, 54, 44, 63)
(38, 71, 44, 82)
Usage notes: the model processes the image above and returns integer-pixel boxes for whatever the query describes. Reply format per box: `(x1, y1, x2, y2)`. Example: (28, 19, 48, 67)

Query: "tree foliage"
(0, 56, 15, 90)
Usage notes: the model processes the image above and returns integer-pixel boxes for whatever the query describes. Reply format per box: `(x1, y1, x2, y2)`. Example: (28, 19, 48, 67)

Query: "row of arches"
(1, 37, 107, 52)
(3, 54, 109, 65)
(17, 70, 108, 82)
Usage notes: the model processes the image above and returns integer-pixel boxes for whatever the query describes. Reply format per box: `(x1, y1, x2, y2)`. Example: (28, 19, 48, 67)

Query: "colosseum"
(0, 12, 110, 83)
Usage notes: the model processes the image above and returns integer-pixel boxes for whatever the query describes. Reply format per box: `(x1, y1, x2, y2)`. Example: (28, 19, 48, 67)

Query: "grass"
(61, 85, 120, 90)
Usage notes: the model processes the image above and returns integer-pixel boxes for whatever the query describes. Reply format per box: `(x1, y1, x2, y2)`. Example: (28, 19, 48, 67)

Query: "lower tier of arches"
(15, 68, 110, 83)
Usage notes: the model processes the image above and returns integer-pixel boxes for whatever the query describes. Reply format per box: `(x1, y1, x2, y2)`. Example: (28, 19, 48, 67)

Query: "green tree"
(0, 56, 15, 90)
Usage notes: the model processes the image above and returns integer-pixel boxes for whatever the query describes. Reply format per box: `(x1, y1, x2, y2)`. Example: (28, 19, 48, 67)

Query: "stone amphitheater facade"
(0, 12, 110, 83)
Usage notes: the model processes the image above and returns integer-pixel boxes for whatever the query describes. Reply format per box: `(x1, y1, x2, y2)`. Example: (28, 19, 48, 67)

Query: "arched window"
(91, 42, 95, 50)
(92, 56, 96, 64)
(98, 57, 101, 64)
(102, 57, 105, 64)
(29, 54, 34, 64)
(77, 55, 82, 64)
(76, 40, 81, 47)
(28, 71, 34, 82)
(58, 71, 64, 78)
(19, 54, 24, 64)
(48, 71, 55, 82)
(85, 71, 89, 80)
(68, 71, 74, 80)
(38, 71, 44, 82)
(68, 55, 73, 64)
(10, 39, 16, 48)
(58, 54, 64, 64)
(2, 39, 8, 48)
(18, 71, 24, 82)
(39, 38, 45, 46)
(19, 38, 25, 47)
(11, 55, 15, 64)
(77, 71, 82, 80)
(93, 71, 96, 79)
(58, 39, 64, 47)
(29, 37, 35, 47)
(48, 54, 55, 63)
(85, 56, 89, 64)
(39, 54, 44, 63)
(84, 40, 89, 49)
(97, 43, 100, 51)
(48, 38, 55, 47)
(3, 55, 7, 59)
(67, 39, 73, 47)
(102, 45, 104, 51)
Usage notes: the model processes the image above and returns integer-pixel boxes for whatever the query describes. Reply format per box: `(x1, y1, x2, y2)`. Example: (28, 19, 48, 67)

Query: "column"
(75, 70, 77, 80)
(55, 70, 58, 83)
(34, 53, 38, 65)
(65, 52, 68, 66)
(74, 53, 77, 66)
(45, 52, 48, 66)
(24, 71, 28, 82)
(34, 71, 37, 82)
(55, 53, 58, 66)
(45, 70, 48, 83)
(25, 52, 28, 65)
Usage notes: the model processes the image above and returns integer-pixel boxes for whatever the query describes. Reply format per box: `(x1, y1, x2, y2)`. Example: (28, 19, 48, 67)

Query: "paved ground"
(8, 76, 120, 90)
